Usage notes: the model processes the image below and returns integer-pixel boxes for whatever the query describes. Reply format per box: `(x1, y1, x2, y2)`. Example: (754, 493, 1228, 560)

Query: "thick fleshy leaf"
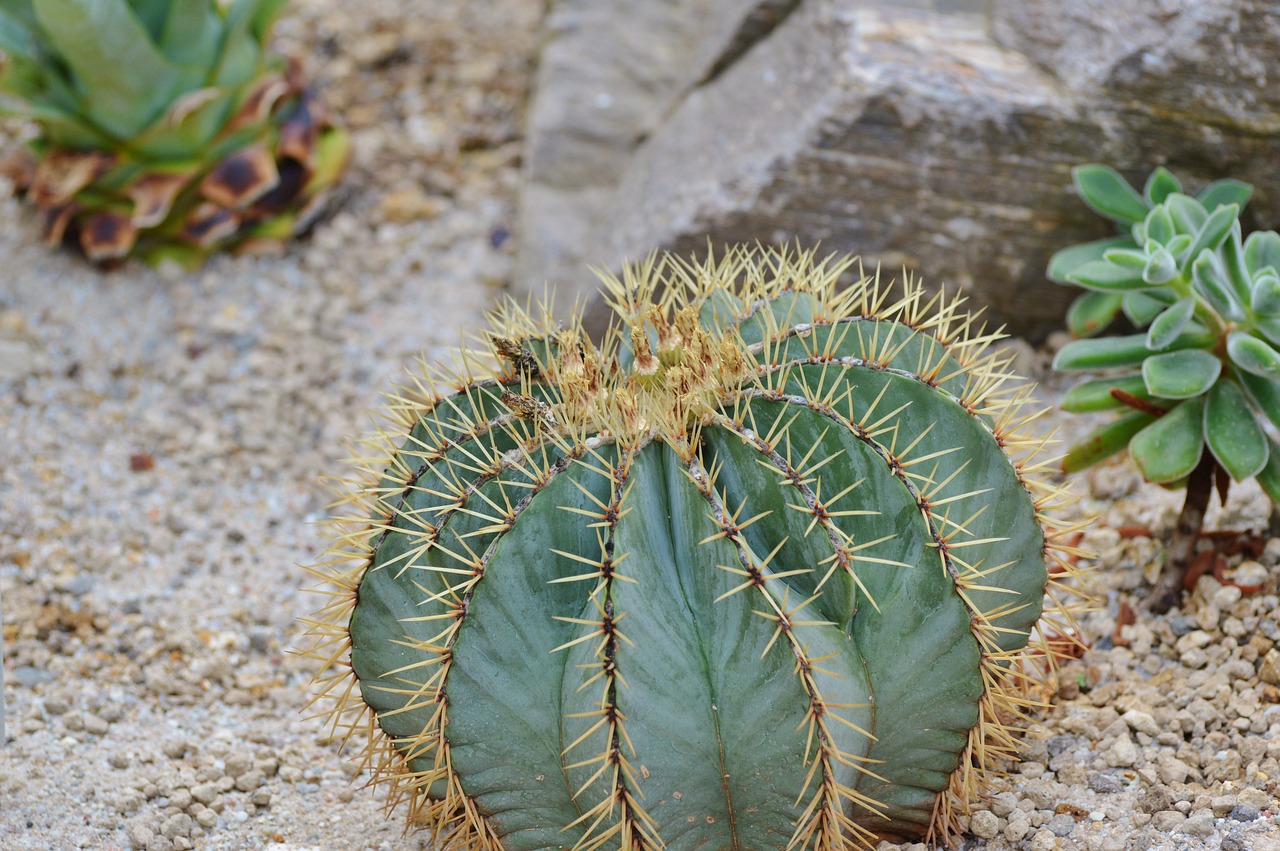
(1244, 230, 1280, 277)
(1238, 371, 1280, 433)
(1144, 167, 1181, 206)
(1192, 249, 1240, 319)
(1228, 331, 1280, 380)
(1054, 330, 1215, 371)
(1061, 410, 1157, 473)
(1220, 223, 1254, 311)
(1142, 350, 1221, 399)
(1123, 291, 1172, 327)
(1073, 164, 1149, 224)
(1255, 438, 1280, 506)
(1143, 204, 1174, 246)
(1198, 178, 1253, 212)
(1204, 380, 1268, 481)
(1145, 297, 1196, 350)
(1185, 202, 1240, 263)
(1142, 246, 1178, 284)
(1166, 193, 1208, 235)
(1061, 374, 1150, 413)
(1068, 260, 1152, 292)
(1047, 235, 1136, 284)
(158, 0, 221, 68)
(1066, 291, 1123, 337)
(1251, 271, 1280, 315)
(1129, 397, 1207, 484)
(1165, 233, 1192, 260)
(1256, 318, 1280, 350)
(32, 0, 186, 137)
(1102, 248, 1148, 268)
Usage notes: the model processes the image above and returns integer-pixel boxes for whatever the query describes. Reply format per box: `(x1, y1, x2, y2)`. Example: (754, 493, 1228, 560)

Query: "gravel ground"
(2, 3, 1280, 851)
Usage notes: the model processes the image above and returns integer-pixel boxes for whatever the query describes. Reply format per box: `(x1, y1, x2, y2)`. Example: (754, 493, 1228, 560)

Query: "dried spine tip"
(304, 245, 1086, 851)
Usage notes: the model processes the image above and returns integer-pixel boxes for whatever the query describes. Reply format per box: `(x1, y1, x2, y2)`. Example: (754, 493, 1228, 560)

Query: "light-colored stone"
(1260, 648, 1280, 686)
(518, 0, 1280, 340)
(969, 809, 1001, 839)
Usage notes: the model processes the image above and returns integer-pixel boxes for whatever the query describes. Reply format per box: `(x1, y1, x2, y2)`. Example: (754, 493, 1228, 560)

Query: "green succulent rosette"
(1050, 164, 1280, 504)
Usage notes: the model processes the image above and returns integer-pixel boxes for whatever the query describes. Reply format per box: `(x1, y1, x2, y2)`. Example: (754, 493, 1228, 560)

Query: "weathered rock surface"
(517, 0, 1280, 340)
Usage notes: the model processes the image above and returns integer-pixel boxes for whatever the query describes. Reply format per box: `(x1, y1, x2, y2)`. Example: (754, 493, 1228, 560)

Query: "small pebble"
(969, 810, 1000, 839)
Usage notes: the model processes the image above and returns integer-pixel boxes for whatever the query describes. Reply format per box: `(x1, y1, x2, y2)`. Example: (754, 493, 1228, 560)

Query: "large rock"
(516, 0, 1280, 340)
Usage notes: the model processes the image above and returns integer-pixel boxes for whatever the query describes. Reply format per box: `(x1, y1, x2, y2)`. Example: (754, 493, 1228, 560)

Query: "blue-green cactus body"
(320, 249, 1068, 851)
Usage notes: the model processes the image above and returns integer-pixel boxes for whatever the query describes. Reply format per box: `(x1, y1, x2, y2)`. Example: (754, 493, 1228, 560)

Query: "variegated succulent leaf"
(1048, 164, 1280, 503)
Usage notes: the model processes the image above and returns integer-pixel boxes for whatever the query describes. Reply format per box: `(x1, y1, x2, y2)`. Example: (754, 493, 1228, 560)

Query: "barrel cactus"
(305, 247, 1079, 849)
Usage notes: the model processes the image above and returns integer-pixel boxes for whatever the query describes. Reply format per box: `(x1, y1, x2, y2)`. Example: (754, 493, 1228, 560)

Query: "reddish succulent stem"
(1146, 453, 1218, 614)
(1108, 388, 1168, 418)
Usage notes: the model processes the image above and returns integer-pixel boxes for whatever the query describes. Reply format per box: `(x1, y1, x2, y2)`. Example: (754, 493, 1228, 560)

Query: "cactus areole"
(307, 248, 1078, 850)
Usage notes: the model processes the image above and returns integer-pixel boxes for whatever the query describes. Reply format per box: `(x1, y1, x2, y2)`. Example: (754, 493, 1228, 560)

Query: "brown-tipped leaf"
(180, 201, 240, 248)
(79, 209, 138, 261)
(127, 170, 194, 228)
(41, 201, 77, 245)
(277, 91, 321, 167)
(199, 144, 280, 209)
(227, 75, 291, 133)
(1130, 397, 1206, 484)
(29, 149, 114, 206)
(1066, 291, 1122, 337)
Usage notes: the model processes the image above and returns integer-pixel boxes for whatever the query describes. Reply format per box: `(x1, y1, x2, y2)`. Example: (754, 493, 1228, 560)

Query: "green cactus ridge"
(304, 247, 1081, 850)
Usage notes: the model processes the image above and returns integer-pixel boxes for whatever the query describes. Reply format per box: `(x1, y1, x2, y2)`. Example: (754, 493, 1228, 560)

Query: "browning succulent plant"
(1048, 164, 1280, 611)
(305, 247, 1082, 850)
(0, 0, 349, 266)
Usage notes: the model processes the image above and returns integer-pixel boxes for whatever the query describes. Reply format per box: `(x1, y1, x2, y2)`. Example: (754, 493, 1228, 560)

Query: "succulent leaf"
(1048, 235, 1136, 285)
(1072, 164, 1149, 224)
(1129, 397, 1206, 484)
(1228, 331, 1280, 380)
(1145, 297, 1196, 350)
(1142, 246, 1178, 285)
(1054, 331, 1215, 371)
(1144, 204, 1174, 246)
(1061, 374, 1150, 413)
(1197, 178, 1253, 212)
(1122, 291, 1172, 327)
(1141, 349, 1220, 399)
(1204, 380, 1268, 481)
(1068, 260, 1153, 292)
(1244, 231, 1280, 276)
(1066, 291, 1122, 337)
(1061, 410, 1157, 473)
(1238, 371, 1280, 432)
(32, 0, 186, 137)
(1185, 202, 1240, 263)
(1102, 248, 1148, 269)
(1165, 193, 1208, 235)
(1255, 438, 1280, 506)
(1251, 271, 1280, 316)
(1192, 249, 1240, 319)
(1144, 166, 1182, 206)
